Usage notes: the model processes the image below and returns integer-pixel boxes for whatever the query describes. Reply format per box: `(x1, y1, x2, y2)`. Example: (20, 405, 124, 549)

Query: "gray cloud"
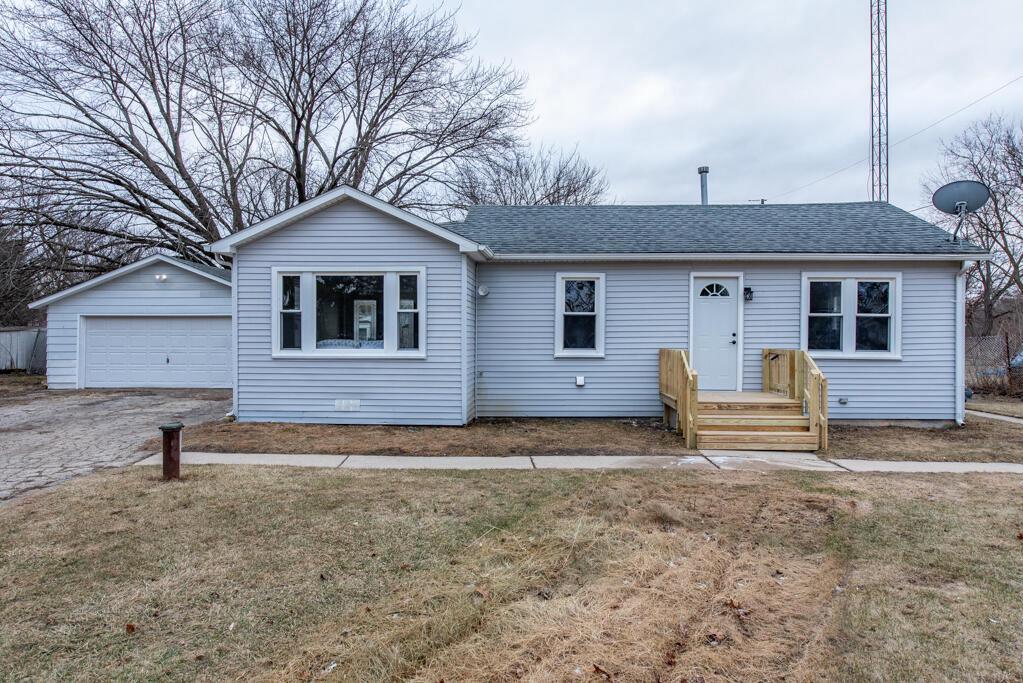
(413, 0, 1023, 210)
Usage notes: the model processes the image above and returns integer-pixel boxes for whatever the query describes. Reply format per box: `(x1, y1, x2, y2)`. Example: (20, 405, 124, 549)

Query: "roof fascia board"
(206, 185, 486, 255)
(29, 254, 229, 309)
(488, 251, 991, 263)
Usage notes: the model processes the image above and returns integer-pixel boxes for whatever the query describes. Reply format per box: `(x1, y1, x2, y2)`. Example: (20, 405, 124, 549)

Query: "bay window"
(273, 268, 425, 357)
(802, 273, 900, 358)
(555, 273, 605, 357)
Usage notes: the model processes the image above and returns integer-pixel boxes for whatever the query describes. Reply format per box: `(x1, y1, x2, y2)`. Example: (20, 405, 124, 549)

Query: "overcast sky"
(413, 0, 1023, 211)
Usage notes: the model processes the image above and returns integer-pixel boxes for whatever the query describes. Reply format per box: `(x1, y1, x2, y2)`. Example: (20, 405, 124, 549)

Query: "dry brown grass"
(2, 468, 1022, 681)
(153, 417, 698, 457)
(826, 414, 1023, 462)
(165, 412, 1023, 464)
(968, 394, 1023, 419)
(0, 371, 46, 397)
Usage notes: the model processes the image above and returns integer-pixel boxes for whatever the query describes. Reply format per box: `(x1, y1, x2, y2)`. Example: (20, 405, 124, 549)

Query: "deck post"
(160, 422, 183, 481)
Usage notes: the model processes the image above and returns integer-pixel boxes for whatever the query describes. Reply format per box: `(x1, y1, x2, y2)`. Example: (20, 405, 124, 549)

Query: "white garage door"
(83, 316, 231, 388)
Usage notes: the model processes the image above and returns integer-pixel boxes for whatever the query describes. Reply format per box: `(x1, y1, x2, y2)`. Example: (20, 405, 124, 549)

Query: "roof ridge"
(466, 200, 889, 209)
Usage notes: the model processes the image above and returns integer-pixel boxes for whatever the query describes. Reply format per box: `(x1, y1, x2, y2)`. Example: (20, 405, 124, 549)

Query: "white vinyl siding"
(476, 261, 959, 421)
(44, 262, 231, 389)
(477, 263, 687, 417)
(233, 199, 464, 425)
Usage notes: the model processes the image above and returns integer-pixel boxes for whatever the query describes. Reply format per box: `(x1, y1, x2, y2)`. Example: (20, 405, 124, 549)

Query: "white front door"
(691, 277, 740, 391)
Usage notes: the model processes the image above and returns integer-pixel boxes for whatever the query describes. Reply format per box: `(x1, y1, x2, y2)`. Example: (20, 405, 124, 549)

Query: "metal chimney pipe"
(698, 166, 709, 205)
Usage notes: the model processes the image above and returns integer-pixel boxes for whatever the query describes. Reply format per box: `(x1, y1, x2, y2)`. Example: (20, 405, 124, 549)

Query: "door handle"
(730, 340, 737, 345)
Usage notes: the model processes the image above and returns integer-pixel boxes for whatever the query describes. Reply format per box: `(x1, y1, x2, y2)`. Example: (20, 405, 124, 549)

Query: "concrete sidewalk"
(134, 451, 1023, 474)
(966, 409, 1023, 426)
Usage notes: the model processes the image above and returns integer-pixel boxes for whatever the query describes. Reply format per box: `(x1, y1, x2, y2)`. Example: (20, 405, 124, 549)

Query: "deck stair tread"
(696, 429, 821, 451)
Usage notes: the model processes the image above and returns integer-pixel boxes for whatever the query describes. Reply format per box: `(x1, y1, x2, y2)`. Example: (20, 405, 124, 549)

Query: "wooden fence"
(0, 327, 46, 373)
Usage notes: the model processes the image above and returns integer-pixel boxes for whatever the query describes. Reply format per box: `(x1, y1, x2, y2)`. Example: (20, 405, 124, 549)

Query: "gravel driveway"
(0, 387, 231, 501)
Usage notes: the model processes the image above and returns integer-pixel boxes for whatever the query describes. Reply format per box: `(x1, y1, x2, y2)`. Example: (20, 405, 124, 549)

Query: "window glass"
(808, 316, 842, 351)
(809, 281, 842, 313)
(398, 273, 420, 350)
(399, 274, 418, 310)
(563, 315, 596, 349)
(699, 283, 729, 297)
(281, 312, 301, 349)
(564, 280, 596, 312)
(856, 317, 890, 351)
(857, 281, 889, 314)
(315, 275, 384, 349)
(281, 275, 300, 310)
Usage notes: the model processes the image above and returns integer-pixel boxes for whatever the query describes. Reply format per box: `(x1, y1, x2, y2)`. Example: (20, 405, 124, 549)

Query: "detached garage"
(29, 255, 232, 389)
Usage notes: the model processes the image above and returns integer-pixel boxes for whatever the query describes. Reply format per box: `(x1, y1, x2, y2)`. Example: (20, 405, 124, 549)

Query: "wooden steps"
(659, 349, 829, 452)
(695, 395, 817, 451)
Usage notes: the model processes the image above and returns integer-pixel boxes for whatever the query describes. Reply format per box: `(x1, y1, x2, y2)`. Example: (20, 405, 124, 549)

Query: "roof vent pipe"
(698, 166, 709, 205)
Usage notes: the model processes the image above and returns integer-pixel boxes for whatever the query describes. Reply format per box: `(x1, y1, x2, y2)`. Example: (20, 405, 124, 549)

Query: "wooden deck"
(660, 350, 828, 452)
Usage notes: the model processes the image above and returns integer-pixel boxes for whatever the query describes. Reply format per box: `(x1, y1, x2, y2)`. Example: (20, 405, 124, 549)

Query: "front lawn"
(826, 414, 1023, 462)
(1, 467, 1021, 681)
(164, 414, 1023, 463)
(156, 417, 699, 457)
(967, 394, 1023, 419)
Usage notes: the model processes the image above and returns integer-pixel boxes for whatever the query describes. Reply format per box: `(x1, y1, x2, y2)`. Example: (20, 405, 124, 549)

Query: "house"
(32, 185, 989, 449)
(28, 254, 232, 389)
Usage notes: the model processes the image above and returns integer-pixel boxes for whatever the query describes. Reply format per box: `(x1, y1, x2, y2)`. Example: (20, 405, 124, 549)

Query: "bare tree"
(0, 0, 529, 268)
(925, 115, 1023, 335)
(450, 145, 608, 209)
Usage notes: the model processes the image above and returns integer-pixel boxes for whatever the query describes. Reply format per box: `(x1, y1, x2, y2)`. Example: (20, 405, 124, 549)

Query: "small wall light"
(743, 286, 753, 302)
(155, 273, 168, 282)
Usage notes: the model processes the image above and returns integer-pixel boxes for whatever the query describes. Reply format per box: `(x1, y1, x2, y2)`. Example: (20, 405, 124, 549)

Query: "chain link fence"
(967, 332, 1023, 396)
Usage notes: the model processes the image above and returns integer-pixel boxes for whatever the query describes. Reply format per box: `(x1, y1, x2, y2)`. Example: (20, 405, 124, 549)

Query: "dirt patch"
(154, 417, 699, 457)
(826, 415, 1023, 462)
(968, 394, 1023, 419)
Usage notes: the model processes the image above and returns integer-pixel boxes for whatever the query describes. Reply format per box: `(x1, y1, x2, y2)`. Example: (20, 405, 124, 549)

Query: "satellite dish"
(931, 180, 991, 241)
(931, 180, 990, 215)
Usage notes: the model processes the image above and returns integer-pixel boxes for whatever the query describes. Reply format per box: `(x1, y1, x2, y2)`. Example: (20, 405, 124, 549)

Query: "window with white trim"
(273, 269, 425, 356)
(555, 273, 604, 357)
(802, 274, 900, 357)
(279, 274, 301, 350)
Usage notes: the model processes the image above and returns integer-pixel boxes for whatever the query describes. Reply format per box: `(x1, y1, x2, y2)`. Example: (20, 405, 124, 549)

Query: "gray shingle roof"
(447, 202, 988, 256)
(169, 256, 232, 282)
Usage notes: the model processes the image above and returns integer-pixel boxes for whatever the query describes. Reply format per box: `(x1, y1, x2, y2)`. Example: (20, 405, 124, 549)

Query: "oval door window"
(699, 283, 730, 297)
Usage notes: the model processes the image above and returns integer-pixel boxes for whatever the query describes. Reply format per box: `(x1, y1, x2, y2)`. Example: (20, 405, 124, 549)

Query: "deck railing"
(762, 349, 829, 450)
(659, 348, 699, 448)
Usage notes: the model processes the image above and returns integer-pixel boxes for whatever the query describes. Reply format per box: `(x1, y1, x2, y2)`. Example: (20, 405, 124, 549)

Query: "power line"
(768, 71, 1023, 201)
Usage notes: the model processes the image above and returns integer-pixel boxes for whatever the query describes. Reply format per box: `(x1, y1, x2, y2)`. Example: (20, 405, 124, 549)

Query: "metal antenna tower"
(870, 0, 889, 202)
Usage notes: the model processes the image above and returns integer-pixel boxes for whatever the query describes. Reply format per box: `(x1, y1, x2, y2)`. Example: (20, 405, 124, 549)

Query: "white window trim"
(271, 266, 427, 359)
(554, 272, 605, 358)
(800, 272, 902, 360)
